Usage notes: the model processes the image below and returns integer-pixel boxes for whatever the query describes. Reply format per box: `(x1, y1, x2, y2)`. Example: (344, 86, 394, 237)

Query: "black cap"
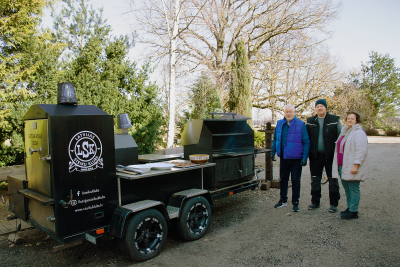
(315, 99, 327, 109)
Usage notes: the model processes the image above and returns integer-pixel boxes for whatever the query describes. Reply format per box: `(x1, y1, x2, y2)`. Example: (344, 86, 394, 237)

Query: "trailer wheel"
(122, 209, 168, 262)
(175, 196, 211, 241)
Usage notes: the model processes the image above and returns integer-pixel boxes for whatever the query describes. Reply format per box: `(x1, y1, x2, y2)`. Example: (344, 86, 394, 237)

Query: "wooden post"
(265, 122, 273, 181)
(261, 122, 275, 190)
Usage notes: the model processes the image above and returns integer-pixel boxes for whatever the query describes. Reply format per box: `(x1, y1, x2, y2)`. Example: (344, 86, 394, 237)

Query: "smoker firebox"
(22, 104, 117, 243)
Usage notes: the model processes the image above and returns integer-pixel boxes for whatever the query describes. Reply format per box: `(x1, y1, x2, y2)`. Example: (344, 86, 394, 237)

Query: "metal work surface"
(138, 153, 184, 163)
(116, 162, 216, 180)
(18, 189, 55, 205)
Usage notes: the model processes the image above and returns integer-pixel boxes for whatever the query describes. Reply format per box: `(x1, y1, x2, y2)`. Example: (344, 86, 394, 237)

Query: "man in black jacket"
(306, 99, 342, 213)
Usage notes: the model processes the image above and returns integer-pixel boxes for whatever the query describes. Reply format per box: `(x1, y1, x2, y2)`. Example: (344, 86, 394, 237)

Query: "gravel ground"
(0, 138, 399, 266)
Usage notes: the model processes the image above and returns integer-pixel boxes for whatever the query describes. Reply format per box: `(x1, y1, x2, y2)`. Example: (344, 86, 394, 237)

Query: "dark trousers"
(309, 153, 340, 206)
(279, 158, 302, 205)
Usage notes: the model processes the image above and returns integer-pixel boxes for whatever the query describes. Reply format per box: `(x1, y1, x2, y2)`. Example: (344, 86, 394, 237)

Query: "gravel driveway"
(1, 138, 399, 266)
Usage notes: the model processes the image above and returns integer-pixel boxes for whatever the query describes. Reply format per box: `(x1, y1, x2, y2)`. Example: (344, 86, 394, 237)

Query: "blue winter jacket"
(272, 116, 310, 161)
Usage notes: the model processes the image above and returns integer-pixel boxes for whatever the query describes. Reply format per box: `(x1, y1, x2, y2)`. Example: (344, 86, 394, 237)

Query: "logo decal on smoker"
(68, 131, 103, 172)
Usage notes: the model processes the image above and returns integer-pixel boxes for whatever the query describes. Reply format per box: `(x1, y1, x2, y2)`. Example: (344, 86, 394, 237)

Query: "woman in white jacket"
(332, 111, 368, 220)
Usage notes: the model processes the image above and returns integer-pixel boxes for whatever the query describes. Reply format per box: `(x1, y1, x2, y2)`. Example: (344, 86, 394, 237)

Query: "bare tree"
(129, 0, 206, 147)
(251, 30, 343, 121)
(129, 0, 341, 128)
(327, 73, 375, 128)
(177, 0, 340, 104)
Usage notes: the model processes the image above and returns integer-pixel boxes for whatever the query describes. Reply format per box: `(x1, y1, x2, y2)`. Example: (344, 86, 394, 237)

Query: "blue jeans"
(279, 159, 302, 205)
(338, 166, 360, 212)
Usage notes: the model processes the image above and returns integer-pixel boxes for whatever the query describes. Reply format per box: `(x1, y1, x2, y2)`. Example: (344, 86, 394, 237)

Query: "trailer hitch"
(59, 190, 73, 208)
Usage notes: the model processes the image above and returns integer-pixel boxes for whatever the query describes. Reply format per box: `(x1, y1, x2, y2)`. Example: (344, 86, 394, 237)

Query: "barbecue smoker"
(16, 83, 118, 244)
(182, 113, 268, 190)
(4, 84, 268, 262)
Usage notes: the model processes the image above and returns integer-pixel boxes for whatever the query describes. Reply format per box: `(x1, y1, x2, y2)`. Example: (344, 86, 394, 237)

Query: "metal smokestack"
(57, 82, 77, 105)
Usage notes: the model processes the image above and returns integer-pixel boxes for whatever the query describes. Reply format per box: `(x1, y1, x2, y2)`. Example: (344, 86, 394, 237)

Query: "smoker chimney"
(116, 113, 132, 134)
(57, 82, 77, 105)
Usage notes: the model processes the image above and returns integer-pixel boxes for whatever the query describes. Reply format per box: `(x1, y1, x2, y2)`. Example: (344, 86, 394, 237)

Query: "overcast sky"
(325, 0, 400, 70)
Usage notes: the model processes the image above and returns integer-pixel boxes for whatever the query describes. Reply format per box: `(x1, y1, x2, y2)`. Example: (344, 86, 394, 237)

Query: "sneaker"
(329, 205, 338, 213)
(274, 200, 288, 208)
(341, 211, 358, 220)
(308, 203, 320, 210)
(293, 205, 299, 212)
(340, 208, 350, 215)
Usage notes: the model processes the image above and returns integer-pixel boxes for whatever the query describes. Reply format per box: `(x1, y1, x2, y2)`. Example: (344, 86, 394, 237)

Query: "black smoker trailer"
(4, 85, 268, 262)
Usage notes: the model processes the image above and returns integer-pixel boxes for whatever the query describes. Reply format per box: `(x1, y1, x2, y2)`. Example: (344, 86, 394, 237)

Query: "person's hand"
(301, 160, 307, 166)
(271, 153, 276, 161)
(350, 164, 359, 174)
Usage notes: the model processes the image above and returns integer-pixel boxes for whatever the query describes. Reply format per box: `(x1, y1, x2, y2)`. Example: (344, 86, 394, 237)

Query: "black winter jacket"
(306, 113, 340, 160)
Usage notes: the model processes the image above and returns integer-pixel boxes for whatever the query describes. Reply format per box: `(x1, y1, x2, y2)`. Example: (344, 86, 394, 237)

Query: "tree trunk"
(167, 0, 180, 148)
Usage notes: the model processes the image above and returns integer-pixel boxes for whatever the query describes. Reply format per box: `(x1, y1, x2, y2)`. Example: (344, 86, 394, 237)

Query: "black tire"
(175, 196, 211, 241)
(122, 209, 168, 262)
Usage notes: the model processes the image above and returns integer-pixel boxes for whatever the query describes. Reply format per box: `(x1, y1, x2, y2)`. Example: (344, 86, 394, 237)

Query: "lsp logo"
(68, 131, 103, 172)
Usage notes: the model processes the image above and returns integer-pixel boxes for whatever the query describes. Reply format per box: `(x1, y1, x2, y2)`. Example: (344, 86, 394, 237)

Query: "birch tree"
(129, 0, 198, 147)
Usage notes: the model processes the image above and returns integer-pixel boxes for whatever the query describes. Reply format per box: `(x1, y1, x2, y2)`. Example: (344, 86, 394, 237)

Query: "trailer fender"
(168, 189, 213, 219)
(109, 200, 167, 238)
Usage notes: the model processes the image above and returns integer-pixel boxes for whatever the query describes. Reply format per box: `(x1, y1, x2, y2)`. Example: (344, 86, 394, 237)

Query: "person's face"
(315, 104, 327, 117)
(346, 114, 357, 128)
(284, 107, 295, 122)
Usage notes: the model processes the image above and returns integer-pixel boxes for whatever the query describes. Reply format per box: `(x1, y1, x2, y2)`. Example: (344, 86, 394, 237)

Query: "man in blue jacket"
(271, 104, 310, 212)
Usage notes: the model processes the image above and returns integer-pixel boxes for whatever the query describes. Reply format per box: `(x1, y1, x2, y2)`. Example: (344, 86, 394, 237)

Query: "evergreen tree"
(55, 1, 166, 154)
(360, 51, 400, 127)
(177, 72, 222, 142)
(0, 0, 64, 166)
(51, 0, 109, 56)
(0, 0, 45, 128)
(228, 39, 252, 122)
(188, 72, 222, 120)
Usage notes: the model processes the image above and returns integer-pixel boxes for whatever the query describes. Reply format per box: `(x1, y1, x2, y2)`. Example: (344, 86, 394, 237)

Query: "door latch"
(29, 147, 41, 155)
(40, 155, 51, 162)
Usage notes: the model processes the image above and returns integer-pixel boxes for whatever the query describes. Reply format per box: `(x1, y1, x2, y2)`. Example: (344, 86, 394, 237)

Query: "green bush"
(0, 181, 8, 191)
(386, 130, 399, 136)
(364, 128, 379, 136)
(254, 131, 265, 148)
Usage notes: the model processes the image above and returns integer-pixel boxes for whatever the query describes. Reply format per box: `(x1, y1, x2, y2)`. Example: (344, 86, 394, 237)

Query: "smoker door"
(214, 155, 254, 181)
(240, 155, 253, 178)
(214, 157, 241, 181)
(24, 119, 55, 232)
(24, 119, 51, 196)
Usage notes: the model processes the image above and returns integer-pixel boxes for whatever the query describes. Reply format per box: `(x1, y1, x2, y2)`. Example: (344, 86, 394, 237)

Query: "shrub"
(254, 131, 265, 148)
(364, 128, 379, 136)
(386, 130, 399, 136)
(0, 181, 8, 191)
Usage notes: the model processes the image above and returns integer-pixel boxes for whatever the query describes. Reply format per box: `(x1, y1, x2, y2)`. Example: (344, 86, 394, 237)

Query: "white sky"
(42, 0, 400, 71)
(42, 0, 400, 122)
(325, 0, 400, 71)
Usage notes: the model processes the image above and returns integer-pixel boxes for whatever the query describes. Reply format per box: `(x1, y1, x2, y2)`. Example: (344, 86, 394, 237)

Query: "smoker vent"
(57, 82, 77, 105)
